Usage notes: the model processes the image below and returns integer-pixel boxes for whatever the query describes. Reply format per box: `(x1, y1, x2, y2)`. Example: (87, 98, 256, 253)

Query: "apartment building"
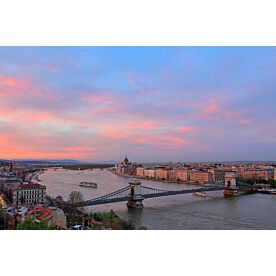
(207, 168, 225, 183)
(175, 170, 190, 181)
(189, 171, 213, 184)
(237, 168, 274, 180)
(6, 182, 46, 206)
(143, 169, 157, 179)
(155, 169, 169, 180)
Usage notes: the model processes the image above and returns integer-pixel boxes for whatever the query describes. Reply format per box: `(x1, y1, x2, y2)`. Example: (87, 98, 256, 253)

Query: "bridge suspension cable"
(79, 186, 131, 207)
(77, 183, 226, 207)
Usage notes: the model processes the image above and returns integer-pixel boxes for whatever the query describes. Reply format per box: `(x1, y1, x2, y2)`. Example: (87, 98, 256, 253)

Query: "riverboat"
(259, 189, 276, 195)
(79, 182, 98, 188)
(193, 192, 207, 197)
(223, 189, 239, 197)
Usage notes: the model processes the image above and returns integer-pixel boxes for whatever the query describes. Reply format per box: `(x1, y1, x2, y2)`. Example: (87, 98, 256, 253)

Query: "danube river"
(40, 168, 276, 229)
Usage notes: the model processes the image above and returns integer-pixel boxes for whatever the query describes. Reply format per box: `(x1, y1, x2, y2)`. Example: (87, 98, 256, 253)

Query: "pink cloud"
(203, 100, 220, 115)
(0, 131, 99, 160)
(64, 146, 96, 153)
(0, 74, 30, 89)
(99, 118, 189, 149)
(133, 135, 188, 148)
(83, 94, 113, 105)
(177, 126, 197, 133)
(0, 73, 60, 101)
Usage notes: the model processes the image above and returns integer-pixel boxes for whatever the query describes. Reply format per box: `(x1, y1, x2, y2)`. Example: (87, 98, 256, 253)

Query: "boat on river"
(194, 192, 207, 197)
(259, 189, 276, 195)
(79, 182, 98, 188)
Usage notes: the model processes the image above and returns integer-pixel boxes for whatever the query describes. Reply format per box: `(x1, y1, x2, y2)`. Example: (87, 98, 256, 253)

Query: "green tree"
(268, 179, 276, 188)
(138, 226, 147, 230)
(16, 218, 55, 230)
(93, 210, 134, 230)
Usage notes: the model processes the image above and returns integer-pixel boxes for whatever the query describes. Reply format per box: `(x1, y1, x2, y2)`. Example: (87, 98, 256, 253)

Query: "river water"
(40, 168, 276, 230)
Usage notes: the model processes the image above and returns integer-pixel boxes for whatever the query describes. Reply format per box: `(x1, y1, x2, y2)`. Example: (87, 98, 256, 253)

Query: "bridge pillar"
(127, 180, 144, 208)
(224, 171, 238, 196)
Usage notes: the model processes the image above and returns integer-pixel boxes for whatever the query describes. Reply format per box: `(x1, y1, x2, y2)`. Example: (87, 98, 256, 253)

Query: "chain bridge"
(77, 180, 227, 208)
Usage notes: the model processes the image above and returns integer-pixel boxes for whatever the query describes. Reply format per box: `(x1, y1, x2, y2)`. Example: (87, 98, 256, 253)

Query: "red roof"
(26, 205, 51, 220)
(18, 183, 45, 189)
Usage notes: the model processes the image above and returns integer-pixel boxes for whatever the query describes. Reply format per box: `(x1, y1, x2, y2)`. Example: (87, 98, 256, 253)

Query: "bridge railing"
(78, 183, 227, 207)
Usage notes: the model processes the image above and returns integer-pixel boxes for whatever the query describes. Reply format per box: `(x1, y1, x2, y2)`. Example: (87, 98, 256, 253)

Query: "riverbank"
(39, 168, 276, 229)
(111, 170, 202, 186)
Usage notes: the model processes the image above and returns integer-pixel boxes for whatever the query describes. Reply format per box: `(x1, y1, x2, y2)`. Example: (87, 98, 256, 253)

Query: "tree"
(67, 191, 84, 224)
(55, 195, 64, 203)
(138, 226, 147, 230)
(16, 218, 54, 230)
(268, 179, 276, 188)
(93, 210, 134, 230)
(0, 209, 4, 230)
(68, 191, 84, 205)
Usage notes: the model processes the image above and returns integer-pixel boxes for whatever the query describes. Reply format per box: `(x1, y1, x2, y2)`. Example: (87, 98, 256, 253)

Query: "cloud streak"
(0, 47, 276, 161)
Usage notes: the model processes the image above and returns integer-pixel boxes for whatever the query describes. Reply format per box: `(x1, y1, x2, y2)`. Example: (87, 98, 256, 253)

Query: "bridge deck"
(79, 185, 226, 207)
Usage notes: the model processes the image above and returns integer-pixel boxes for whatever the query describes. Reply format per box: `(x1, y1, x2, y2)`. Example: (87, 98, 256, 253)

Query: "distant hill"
(0, 159, 10, 164)
(11, 159, 117, 165)
(12, 159, 84, 165)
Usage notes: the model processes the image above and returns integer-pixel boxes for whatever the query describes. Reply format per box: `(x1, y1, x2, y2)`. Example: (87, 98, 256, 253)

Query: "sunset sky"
(0, 47, 276, 162)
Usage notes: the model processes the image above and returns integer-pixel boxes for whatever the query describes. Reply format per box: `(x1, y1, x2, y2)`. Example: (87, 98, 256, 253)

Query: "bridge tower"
(224, 171, 238, 196)
(127, 180, 144, 208)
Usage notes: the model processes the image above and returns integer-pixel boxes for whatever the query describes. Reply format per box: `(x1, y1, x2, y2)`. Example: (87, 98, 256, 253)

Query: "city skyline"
(0, 47, 276, 162)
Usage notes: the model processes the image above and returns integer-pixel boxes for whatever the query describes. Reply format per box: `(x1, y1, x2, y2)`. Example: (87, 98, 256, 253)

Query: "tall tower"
(9, 162, 13, 172)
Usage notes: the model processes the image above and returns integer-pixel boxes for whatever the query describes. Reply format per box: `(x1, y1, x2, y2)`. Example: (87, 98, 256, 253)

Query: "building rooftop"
(17, 183, 46, 189)
(26, 205, 51, 220)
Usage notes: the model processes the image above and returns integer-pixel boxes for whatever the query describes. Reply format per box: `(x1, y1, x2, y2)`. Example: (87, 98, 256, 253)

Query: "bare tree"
(67, 191, 84, 224)
(68, 191, 84, 204)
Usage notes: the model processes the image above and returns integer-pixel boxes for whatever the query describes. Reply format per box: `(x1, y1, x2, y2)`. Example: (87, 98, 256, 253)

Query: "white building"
(6, 182, 46, 206)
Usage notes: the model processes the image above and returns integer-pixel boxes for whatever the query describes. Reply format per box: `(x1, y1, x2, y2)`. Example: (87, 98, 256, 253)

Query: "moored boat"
(224, 188, 239, 197)
(259, 189, 276, 194)
(194, 192, 207, 197)
(79, 182, 98, 188)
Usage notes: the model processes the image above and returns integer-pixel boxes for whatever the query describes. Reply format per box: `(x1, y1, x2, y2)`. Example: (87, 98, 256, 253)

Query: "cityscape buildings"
(0, 157, 276, 230)
(115, 157, 276, 185)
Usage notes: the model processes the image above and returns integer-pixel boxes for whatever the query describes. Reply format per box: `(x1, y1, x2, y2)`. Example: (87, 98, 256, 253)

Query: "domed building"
(123, 156, 131, 166)
(116, 156, 137, 175)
